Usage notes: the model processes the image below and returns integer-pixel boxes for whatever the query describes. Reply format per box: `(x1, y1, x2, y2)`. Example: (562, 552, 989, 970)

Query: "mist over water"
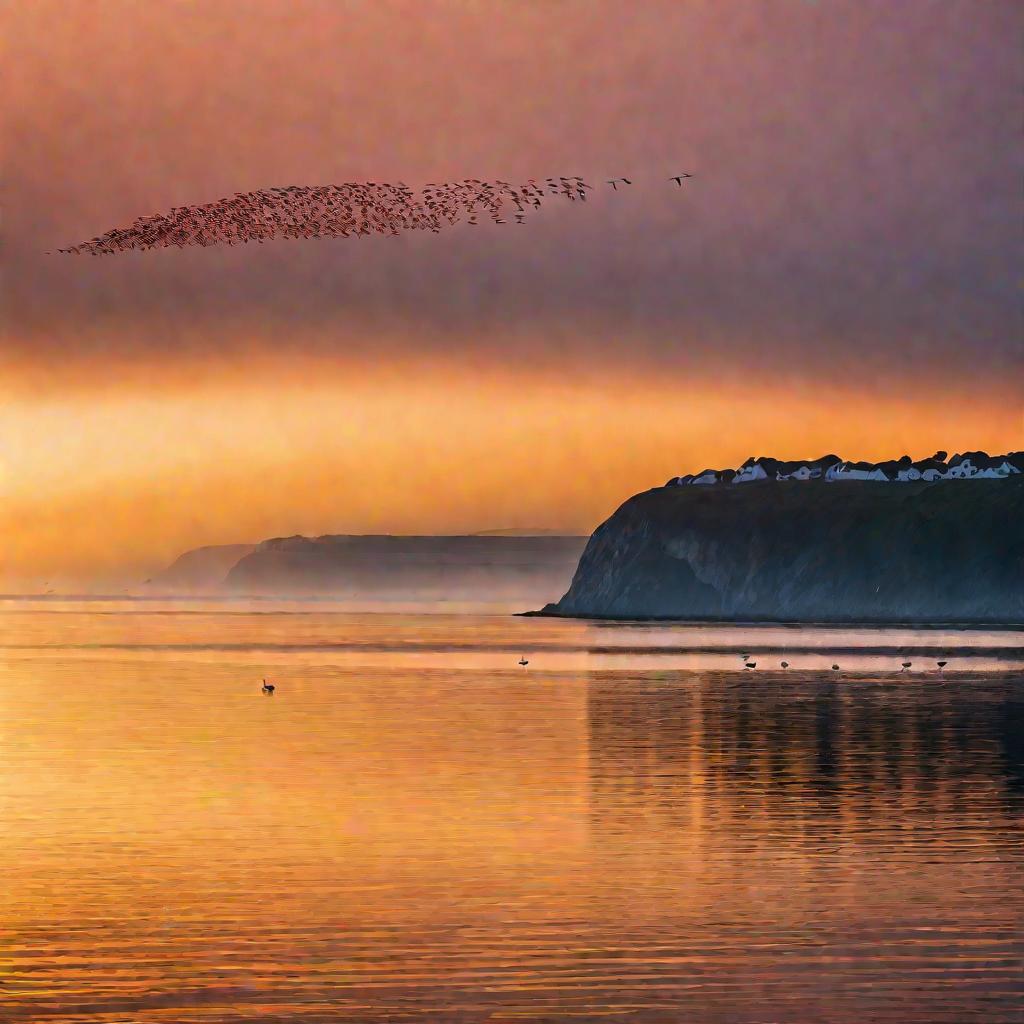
(1, 603, 1021, 1022)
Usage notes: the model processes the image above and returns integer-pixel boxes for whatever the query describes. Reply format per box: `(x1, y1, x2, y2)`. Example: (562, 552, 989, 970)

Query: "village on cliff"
(667, 451, 1024, 487)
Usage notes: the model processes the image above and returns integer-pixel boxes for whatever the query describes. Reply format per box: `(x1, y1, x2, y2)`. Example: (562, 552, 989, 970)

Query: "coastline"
(522, 608, 1024, 629)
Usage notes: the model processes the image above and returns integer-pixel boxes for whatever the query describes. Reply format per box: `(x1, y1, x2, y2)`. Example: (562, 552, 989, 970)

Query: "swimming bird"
(670, 173, 694, 185)
(780, 661, 789, 669)
(519, 656, 529, 667)
(831, 664, 840, 671)
(261, 679, 275, 695)
(901, 661, 912, 672)
(937, 660, 947, 670)
(744, 661, 756, 670)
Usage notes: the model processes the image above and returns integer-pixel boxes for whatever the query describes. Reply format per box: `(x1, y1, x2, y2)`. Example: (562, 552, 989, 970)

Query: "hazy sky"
(3, 0, 1022, 584)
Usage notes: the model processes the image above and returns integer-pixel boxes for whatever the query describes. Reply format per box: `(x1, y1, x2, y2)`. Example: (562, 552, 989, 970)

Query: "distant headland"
(537, 457, 1024, 624)
(147, 533, 587, 600)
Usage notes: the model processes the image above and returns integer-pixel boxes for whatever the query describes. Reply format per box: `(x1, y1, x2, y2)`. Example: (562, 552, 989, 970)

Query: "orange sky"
(3, 354, 1020, 586)
(2, 1, 1021, 586)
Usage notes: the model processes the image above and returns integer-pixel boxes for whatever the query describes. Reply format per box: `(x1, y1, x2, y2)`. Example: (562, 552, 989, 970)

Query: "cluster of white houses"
(666, 451, 1024, 487)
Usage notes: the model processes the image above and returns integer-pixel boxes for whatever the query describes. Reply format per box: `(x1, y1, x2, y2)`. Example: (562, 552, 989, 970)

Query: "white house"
(974, 461, 1019, 479)
(733, 463, 769, 484)
(904, 458, 952, 482)
(828, 462, 890, 482)
(945, 459, 977, 479)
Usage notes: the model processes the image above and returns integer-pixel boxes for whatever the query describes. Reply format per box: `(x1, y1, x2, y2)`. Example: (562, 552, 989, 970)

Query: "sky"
(3, 0, 1022, 586)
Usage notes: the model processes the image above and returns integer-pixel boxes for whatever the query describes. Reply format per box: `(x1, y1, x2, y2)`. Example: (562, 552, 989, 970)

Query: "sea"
(1, 598, 1022, 1023)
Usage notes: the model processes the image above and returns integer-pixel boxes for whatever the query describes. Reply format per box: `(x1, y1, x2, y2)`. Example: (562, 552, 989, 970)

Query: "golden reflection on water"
(0, 607, 1022, 1022)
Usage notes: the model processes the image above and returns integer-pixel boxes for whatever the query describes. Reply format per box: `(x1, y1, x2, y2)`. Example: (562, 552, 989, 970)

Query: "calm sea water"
(1, 601, 1022, 1023)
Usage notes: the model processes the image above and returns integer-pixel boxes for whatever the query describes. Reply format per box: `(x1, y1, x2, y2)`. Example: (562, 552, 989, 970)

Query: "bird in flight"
(606, 178, 632, 190)
(670, 173, 694, 185)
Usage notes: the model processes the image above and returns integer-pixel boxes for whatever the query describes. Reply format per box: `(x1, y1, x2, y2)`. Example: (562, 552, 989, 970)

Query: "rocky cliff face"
(146, 544, 257, 592)
(540, 478, 1024, 622)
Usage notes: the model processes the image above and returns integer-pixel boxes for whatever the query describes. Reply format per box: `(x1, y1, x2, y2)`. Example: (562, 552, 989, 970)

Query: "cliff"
(539, 478, 1024, 623)
(223, 534, 588, 600)
(145, 544, 257, 593)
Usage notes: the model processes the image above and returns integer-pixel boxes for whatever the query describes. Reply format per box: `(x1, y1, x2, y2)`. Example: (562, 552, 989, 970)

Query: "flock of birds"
(740, 655, 949, 673)
(259, 653, 952, 694)
(55, 173, 693, 256)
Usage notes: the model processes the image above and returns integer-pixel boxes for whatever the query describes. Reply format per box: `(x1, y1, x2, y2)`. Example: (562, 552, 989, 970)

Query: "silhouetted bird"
(519, 656, 529, 667)
(831, 664, 840, 671)
(606, 178, 632, 190)
(670, 174, 694, 185)
(780, 661, 789, 669)
(744, 661, 756, 669)
(937, 660, 947, 669)
(901, 661, 912, 672)
(261, 679, 275, 695)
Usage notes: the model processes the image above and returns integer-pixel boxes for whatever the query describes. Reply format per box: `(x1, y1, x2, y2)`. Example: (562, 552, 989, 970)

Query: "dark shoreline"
(521, 608, 1024, 630)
